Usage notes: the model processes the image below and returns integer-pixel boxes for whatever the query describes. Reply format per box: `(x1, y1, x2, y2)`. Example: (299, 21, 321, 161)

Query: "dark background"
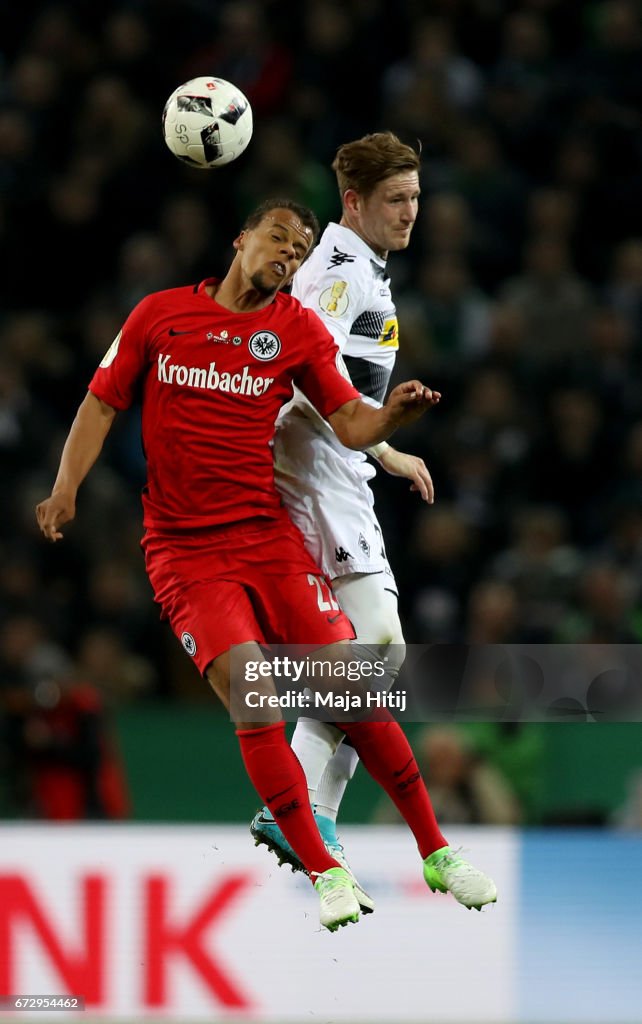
(1, 0, 641, 824)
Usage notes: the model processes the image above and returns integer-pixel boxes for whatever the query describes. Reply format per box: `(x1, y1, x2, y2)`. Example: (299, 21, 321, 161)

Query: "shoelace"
(432, 845, 466, 868)
(326, 845, 353, 876)
(326, 841, 345, 856)
(316, 874, 350, 902)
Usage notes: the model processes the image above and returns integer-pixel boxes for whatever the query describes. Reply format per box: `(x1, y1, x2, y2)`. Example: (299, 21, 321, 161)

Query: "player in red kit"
(36, 198, 487, 932)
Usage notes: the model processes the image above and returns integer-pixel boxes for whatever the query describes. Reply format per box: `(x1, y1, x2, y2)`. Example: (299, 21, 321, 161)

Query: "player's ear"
(233, 231, 245, 252)
(343, 189, 360, 216)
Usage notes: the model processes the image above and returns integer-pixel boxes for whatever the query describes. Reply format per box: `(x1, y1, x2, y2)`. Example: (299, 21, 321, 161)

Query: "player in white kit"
(252, 133, 497, 914)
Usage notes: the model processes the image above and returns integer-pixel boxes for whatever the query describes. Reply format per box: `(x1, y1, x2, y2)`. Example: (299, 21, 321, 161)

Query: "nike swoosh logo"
(266, 784, 296, 803)
(168, 328, 198, 336)
(393, 757, 414, 777)
(327, 613, 341, 624)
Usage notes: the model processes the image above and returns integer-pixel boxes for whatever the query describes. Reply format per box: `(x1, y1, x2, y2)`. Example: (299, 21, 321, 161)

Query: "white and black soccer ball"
(162, 77, 253, 168)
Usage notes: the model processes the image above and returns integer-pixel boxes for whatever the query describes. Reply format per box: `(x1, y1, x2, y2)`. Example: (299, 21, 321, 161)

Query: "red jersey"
(89, 279, 359, 530)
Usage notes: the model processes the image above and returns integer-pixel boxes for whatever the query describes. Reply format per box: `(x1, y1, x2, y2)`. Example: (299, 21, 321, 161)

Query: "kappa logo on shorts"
(248, 331, 281, 361)
(181, 632, 197, 656)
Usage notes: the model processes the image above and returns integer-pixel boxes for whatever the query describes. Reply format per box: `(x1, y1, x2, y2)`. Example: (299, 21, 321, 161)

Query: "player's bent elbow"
(328, 407, 357, 449)
(328, 401, 381, 450)
(331, 424, 369, 450)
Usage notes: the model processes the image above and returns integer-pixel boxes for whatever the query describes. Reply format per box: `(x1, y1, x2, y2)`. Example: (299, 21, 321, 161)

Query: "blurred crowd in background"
(1, 0, 641, 819)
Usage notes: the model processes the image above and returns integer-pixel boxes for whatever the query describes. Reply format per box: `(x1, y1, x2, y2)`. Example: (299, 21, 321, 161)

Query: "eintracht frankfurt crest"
(248, 331, 281, 360)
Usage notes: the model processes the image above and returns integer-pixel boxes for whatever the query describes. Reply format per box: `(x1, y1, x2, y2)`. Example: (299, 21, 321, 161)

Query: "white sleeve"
(291, 263, 364, 355)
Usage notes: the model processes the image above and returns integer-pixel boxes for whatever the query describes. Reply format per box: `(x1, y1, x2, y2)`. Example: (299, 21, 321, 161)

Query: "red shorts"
(142, 511, 355, 674)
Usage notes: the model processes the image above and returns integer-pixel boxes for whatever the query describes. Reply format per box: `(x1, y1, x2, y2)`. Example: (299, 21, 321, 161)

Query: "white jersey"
(276, 221, 399, 465)
(273, 222, 399, 586)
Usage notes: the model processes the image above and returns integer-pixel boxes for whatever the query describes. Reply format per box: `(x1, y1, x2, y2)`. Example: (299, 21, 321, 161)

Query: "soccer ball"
(162, 77, 253, 168)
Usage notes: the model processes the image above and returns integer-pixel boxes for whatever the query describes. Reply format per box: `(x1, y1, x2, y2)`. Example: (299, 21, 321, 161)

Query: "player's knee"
(383, 635, 406, 679)
(356, 600, 405, 691)
(362, 595, 405, 693)
(332, 574, 406, 691)
(292, 717, 343, 756)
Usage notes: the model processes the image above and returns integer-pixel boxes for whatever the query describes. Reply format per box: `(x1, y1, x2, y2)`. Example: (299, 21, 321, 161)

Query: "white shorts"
(273, 414, 398, 591)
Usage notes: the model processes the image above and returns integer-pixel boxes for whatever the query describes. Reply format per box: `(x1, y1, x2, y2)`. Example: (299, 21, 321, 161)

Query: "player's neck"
(208, 275, 276, 314)
(339, 215, 388, 261)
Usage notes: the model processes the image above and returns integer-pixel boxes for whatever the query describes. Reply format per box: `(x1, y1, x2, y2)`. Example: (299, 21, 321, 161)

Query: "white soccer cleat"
(325, 840, 375, 914)
(423, 846, 497, 910)
(313, 867, 361, 932)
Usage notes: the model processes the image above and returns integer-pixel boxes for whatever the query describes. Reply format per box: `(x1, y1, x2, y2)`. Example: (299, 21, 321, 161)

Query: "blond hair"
(332, 132, 420, 200)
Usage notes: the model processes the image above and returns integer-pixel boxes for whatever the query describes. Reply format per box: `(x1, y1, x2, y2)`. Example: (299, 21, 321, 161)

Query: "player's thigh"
(234, 512, 355, 646)
(275, 446, 395, 583)
(156, 576, 266, 678)
(249, 569, 355, 647)
(332, 572, 405, 647)
(206, 641, 283, 727)
(332, 572, 406, 696)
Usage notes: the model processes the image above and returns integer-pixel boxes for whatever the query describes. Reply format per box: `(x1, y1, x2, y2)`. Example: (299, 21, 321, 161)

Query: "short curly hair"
(242, 198, 320, 243)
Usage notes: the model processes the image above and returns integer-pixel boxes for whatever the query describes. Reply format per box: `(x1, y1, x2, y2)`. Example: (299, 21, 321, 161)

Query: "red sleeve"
(293, 307, 360, 418)
(88, 295, 153, 410)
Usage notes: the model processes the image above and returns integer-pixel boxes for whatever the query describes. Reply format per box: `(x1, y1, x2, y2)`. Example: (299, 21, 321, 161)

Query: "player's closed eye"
(270, 235, 305, 263)
(272, 233, 301, 254)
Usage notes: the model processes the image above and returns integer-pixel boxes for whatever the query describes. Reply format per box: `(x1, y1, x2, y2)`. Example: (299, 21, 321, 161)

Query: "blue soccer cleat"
(250, 807, 305, 873)
(250, 807, 375, 913)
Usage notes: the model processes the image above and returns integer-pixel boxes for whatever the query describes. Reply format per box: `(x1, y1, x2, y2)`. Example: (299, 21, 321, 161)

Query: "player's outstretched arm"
(36, 392, 118, 542)
(328, 381, 440, 451)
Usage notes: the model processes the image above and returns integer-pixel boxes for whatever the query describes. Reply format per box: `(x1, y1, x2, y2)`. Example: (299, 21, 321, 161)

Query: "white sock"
(315, 741, 360, 822)
(290, 718, 343, 804)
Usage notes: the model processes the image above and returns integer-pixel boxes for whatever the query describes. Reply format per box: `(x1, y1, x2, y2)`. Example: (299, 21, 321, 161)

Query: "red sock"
(338, 713, 448, 858)
(237, 721, 337, 876)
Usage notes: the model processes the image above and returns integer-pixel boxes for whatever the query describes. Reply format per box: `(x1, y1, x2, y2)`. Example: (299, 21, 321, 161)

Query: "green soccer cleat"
(325, 840, 375, 915)
(423, 846, 497, 910)
(250, 810, 375, 914)
(313, 867, 361, 932)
